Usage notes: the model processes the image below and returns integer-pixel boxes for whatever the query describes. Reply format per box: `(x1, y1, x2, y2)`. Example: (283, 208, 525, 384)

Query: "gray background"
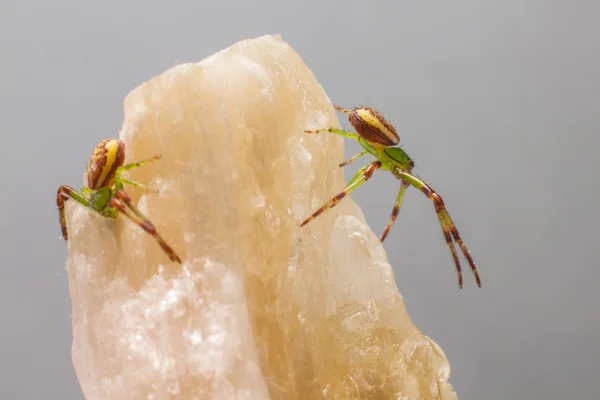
(1, 1, 598, 399)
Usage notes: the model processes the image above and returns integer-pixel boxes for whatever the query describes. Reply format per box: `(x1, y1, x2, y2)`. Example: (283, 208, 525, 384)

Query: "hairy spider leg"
(395, 171, 481, 288)
(57, 185, 91, 240)
(339, 150, 369, 167)
(379, 181, 409, 243)
(300, 161, 381, 227)
(109, 190, 182, 263)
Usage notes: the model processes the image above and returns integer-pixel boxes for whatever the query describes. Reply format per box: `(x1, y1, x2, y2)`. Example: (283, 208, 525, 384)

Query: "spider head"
(346, 106, 400, 147)
(86, 138, 126, 190)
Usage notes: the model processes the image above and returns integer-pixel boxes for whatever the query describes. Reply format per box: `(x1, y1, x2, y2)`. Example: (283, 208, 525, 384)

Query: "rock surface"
(64, 34, 458, 400)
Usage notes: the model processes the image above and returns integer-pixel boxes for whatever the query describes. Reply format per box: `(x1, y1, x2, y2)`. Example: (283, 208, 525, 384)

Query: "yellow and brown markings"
(87, 138, 126, 190)
(348, 106, 399, 146)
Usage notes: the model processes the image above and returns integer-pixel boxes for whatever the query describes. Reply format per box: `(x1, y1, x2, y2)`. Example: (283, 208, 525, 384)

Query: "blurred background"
(1, 1, 599, 399)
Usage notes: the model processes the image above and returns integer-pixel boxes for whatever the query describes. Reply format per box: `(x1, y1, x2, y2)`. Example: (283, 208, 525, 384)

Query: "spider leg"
(304, 127, 378, 158)
(117, 177, 159, 194)
(379, 181, 409, 243)
(339, 150, 368, 167)
(305, 127, 361, 141)
(114, 155, 161, 193)
(436, 212, 464, 289)
(117, 155, 161, 173)
(334, 105, 352, 114)
(301, 161, 381, 227)
(56, 185, 91, 240)
(109, 190, 182, 264)
(396, 171, 481, 288)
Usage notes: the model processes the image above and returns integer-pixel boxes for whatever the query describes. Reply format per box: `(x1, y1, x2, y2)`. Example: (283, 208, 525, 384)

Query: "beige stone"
(64, 34, 458, 400)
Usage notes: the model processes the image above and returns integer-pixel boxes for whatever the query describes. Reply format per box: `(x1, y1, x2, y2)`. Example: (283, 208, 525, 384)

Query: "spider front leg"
(108, 190, 182, 263)
(56, 185, 91, 240)
(114, 155, 162, 192)
(305, 127, 361, 141)
(117, 155, 162, 173)
(304, 127, 378, 158)
(301, 161, 381, 227)
(396, 171, 481, 288)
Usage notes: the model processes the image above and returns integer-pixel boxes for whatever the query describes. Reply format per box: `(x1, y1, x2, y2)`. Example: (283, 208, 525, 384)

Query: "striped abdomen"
(349, 107, 399, 147)
(86, 138, 126, 190)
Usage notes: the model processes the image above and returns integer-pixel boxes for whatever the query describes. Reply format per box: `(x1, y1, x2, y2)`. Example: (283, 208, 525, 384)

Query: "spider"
(56, 138, 182, 264)
(300, 105, 481, 288)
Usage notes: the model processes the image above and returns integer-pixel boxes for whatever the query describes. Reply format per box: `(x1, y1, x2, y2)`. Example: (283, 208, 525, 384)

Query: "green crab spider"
(56, 138, 182, 263)
(300, 105, 481, 289)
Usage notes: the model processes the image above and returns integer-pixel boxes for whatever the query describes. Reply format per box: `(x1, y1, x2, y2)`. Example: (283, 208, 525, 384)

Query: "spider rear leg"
(109, 190, 182, 264)
(301, 161, 381, 227)
(56, 185, 91, 240)
(436, 210, 464, 289)
(339, 150, 368, 167)
(396, 171, 481, 288)
(380, 181, 409, 242)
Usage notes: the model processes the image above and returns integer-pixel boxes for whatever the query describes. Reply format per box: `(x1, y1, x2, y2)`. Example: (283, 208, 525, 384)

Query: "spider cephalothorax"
(301, 105, 480, 289)
(57, 138, 181, 263)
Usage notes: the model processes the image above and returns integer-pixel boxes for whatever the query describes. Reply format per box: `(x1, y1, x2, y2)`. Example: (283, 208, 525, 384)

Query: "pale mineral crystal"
(64, 34, 458, 400)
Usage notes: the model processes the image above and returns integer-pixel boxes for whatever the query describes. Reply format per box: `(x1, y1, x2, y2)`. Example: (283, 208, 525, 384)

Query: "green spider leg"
(114, 155, 162, 191)
(394, 170, 481, 288)
(305, 127, 360, 141)
(300, 161, 382, 227)
(305, 127, 379, 156)
(339, 150, 369, 167)
(117, 177, 158, 193)
(117, 155, 162, 173)
(379, 181, 409, 242)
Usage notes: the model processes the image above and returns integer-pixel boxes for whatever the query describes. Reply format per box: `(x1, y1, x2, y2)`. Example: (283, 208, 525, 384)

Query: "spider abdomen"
(349, 107, 399, 147)
(87, 138, 126, 190)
